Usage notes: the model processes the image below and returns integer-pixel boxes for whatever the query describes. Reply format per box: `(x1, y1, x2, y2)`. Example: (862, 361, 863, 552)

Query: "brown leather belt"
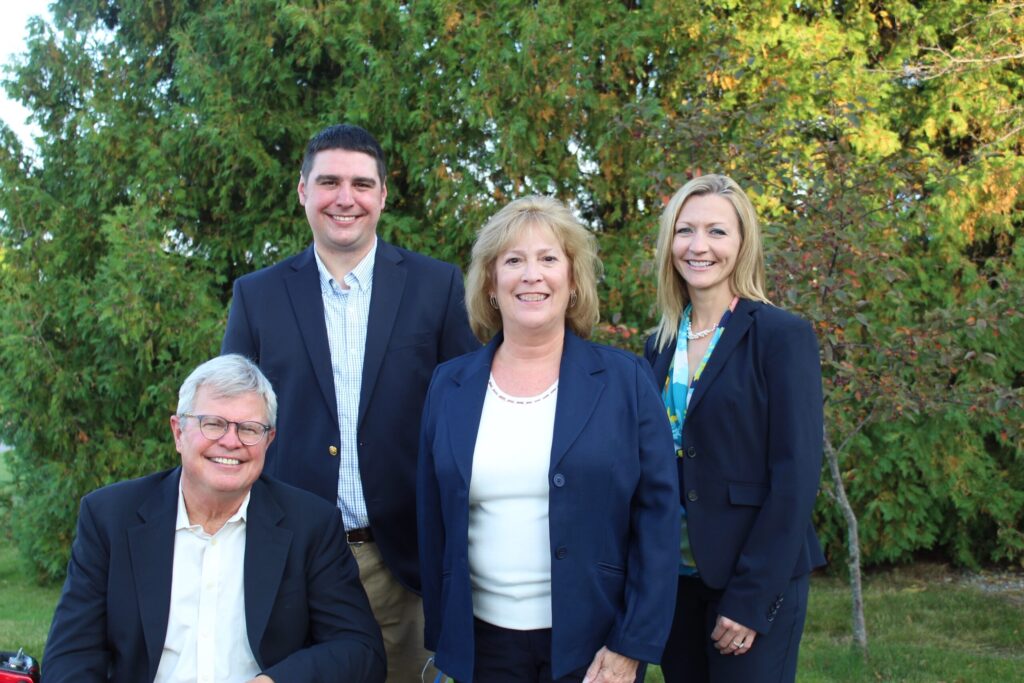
(346, 527, 374, 544)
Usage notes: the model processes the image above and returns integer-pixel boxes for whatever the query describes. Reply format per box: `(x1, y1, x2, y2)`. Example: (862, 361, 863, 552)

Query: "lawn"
(646, 564, 1024, 682)
(795, 565, 1023, 682)
(1, 547, 1020, 682)
(0, 543, 59, 662)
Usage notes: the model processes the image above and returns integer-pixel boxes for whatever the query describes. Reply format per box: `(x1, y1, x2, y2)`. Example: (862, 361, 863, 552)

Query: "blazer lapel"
(651, 343, 673, 390)
(127, 468, 179, 682)
(445, 337, 496, 486)
(284, 246, 338, 418)
(243, 478, 292, 667)
(550, 331, 604, 470)
(359, 240, 406, 426)
(685, 298, 756, 417)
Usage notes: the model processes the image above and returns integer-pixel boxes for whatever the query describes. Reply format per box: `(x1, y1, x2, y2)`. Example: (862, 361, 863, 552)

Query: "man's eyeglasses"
(179, 414, 272, 446)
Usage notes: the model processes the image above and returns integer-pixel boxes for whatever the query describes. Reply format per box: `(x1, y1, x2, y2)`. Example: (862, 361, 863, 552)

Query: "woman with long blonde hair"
(645, 174, 825, 683)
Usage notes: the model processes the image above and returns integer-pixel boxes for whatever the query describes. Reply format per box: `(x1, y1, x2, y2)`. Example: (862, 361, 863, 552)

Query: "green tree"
(1, 0, 1021, 608)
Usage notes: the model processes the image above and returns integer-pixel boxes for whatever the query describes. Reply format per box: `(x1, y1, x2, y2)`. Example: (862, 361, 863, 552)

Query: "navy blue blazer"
(42, 468, 385, 683)
(221, 240, 479, 591)
(644, 299, 827, 633)
(417, 330, 679, 682)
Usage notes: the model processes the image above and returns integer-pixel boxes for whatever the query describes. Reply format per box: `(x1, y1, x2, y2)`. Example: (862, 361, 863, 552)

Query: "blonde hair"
(466, 196, 602, 342)
(653, 174, 770, 351)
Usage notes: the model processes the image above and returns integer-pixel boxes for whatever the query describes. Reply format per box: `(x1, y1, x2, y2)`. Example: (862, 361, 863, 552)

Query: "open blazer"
(644, 298, 827, 633)
(222, 240, 479, 591)
(417, 329, 679, 682)
(43, 468, 386, 683)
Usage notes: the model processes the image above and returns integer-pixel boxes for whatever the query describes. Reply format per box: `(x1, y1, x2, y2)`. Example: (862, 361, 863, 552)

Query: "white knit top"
(467, 375, 558, 629)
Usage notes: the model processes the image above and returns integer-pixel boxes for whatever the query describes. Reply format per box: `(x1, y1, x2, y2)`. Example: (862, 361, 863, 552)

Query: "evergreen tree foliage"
(1, 0, 1021, 581)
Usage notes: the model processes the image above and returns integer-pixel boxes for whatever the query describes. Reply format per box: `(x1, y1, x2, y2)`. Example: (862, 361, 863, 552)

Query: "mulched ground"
(958, 568, 1024, 605)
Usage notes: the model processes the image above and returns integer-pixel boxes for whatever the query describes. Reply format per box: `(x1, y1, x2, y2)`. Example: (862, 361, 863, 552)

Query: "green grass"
(7, 549, 1019, 683)
(645, 564, 1024, 682)
(796, 565, 1023, 682)
(0, 544, 60, 660)
(0, 450, 60, 659)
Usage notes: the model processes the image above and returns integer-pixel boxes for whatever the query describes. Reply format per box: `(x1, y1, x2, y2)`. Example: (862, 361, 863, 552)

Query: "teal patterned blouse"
(662, 299, 736, 575)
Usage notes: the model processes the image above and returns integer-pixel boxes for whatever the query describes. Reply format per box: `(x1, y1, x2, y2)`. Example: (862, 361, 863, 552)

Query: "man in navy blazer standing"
(221, 124, 479, 679)
(43, 354, 385, 683)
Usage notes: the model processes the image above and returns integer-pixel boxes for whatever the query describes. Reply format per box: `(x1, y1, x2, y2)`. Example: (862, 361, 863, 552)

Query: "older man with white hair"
(43, 354, 385, 683)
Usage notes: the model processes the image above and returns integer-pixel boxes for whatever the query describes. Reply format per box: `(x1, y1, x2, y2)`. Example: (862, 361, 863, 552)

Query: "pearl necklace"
(488, 377, 559, 405)
(684, 318, 717, 340)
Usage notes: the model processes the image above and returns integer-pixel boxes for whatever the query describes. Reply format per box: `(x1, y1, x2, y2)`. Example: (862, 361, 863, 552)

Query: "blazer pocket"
(387, 332, 433, 351)
(596, 561, 626, 576)
(728, 482, 769, 507)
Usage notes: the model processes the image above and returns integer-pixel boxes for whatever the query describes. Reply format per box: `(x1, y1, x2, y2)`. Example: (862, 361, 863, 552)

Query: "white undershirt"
(154, 485, 260, 683)
(468, 375, 558, 629)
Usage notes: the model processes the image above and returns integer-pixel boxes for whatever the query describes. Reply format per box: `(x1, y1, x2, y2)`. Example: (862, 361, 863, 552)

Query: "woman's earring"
(489, 294, 499, 309)
(569, 290, 578, 308)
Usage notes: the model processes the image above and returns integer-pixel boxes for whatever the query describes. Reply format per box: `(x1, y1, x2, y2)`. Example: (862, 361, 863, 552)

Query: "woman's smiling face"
(492, 223, 573, 340)
(672, 193, 742, 298)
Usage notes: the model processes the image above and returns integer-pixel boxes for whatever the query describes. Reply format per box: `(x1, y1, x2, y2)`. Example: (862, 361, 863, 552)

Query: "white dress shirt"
(154, 486, 259, 683)
(315, 243, 375, 530)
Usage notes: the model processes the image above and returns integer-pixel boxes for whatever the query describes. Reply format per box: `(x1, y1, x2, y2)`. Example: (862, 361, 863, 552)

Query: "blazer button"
(687, 490, 698, 502)
(555, 546, 568, 559)
(328, 445, 338, 456)
(552, 473, 566, 487)
(686, 446, 696, 458)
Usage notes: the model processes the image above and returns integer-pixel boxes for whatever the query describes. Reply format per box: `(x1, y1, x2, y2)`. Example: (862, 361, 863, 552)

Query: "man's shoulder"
(380, 240, 461, 277)
(235, 241, 461, 284)
(234, 248, 314, 287)
(257, 475, 341, 520)
(80, 468, 178, 517)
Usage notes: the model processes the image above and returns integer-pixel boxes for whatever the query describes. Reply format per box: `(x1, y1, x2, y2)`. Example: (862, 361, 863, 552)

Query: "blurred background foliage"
(0, 0, 1021, 582)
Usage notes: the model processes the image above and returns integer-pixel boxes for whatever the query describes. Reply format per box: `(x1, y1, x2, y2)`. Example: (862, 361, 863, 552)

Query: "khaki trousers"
(351, 541, 438, 681)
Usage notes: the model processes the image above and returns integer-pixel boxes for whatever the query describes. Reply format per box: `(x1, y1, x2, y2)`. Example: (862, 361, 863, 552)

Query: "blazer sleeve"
(604, 362, 679, 664)
(42, 496, 112, 683)
(262, 508, 386, 683)
(222, 276, 258, 360)
(437, 265, 480, 361)
(717, 317, 824, 633)
(416, 370, 446, 652)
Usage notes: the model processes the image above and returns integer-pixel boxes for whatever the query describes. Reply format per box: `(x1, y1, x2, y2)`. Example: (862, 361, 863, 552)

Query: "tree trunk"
(824, 435, 868, 653)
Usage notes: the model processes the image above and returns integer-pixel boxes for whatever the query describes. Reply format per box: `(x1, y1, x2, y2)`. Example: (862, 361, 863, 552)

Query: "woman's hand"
(582, 646, 639, 683)
(711, 614, 757, 655)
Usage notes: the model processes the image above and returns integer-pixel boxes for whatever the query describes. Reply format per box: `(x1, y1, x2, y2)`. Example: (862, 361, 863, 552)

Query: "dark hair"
(300, 124, 387, 183)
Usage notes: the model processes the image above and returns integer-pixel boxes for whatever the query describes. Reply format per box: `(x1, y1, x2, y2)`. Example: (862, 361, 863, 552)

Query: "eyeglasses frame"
(178, 413, 273, 446)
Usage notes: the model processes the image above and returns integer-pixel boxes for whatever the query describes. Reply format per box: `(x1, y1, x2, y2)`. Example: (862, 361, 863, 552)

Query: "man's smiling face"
(172, 386, 273, 510)
(298, 148, 387, 263)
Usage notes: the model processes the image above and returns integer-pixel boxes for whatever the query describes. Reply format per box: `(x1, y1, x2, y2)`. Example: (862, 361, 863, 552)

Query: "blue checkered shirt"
(314, 244, 375, 530)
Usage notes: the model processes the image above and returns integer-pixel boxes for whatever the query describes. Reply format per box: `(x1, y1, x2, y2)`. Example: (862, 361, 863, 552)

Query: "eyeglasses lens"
(197, 417, 265, 445)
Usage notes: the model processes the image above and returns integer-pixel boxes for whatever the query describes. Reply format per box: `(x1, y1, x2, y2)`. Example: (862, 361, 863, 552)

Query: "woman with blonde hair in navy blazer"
(645, 174, 826, 683)
(418, 195, 678, 683)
